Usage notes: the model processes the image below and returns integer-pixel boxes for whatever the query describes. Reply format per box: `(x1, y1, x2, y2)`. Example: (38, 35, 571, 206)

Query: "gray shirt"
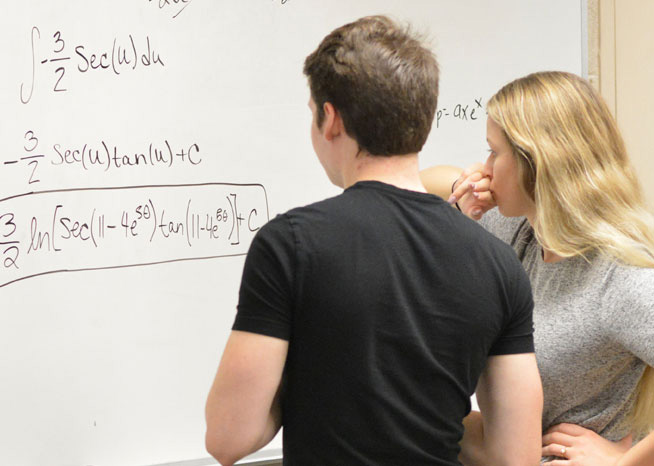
(480, 209, 654, 441)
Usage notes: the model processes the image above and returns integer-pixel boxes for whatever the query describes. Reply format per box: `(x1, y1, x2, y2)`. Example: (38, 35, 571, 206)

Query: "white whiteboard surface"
(0, 1, 583, 465)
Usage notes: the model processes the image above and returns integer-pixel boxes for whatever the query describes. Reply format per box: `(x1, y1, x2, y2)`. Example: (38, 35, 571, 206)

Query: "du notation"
(0, 183, 269, 288)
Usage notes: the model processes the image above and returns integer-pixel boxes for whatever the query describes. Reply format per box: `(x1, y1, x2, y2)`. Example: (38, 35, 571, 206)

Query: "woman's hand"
(447, 163, 496, 220)
(541, 423, 632, 465)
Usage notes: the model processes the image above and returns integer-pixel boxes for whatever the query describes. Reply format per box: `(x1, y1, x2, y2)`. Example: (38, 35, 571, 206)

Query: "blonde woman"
(421, 71, 654, 465)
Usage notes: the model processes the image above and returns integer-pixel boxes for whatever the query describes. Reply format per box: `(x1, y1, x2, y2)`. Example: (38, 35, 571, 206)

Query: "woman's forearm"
(617, 431, 654, 466)
(419, 165, 462, 200)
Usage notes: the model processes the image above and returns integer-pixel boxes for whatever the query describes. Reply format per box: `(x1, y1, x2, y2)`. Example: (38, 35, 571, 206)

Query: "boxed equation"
(0, 183, 269, 287)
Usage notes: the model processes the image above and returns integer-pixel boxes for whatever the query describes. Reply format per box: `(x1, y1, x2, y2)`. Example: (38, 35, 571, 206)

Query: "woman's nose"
(482, 154, 493, 179)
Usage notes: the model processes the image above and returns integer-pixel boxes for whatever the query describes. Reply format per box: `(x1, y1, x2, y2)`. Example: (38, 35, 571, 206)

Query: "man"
(205, 16, 542, 466)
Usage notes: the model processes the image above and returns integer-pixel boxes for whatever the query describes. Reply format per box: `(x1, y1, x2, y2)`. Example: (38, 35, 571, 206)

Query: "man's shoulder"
(259, 191, 346, 227)
(255, 192, 349, 246)
(282, 187, 383, 226)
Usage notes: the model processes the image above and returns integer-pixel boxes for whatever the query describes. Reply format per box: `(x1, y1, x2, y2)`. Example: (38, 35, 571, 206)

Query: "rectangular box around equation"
(0, 183, 269, 288)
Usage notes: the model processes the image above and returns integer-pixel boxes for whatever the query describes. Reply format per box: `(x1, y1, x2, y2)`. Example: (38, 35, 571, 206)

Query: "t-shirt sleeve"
(602, 266, 654, 366)
(489, 252, 535, 356)
(232, 214, 296, 341)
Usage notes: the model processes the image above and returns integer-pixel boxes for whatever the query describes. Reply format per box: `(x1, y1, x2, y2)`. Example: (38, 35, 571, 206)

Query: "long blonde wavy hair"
(487, 71, 654, 436)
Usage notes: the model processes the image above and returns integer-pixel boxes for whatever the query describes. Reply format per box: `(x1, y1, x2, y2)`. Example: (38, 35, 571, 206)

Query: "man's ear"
(322, 102, 343, 142)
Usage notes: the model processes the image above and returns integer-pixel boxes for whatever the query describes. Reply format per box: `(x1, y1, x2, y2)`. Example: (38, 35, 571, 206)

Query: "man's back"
(235, 181, 534, 465)
(206, 16, 541, 466)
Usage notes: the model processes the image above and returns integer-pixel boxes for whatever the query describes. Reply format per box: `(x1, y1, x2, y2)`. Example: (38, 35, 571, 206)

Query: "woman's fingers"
(462, 177, 495, 217)
(462, 196, 495, 220)
(467, 206, 484, 220)
(471, 191, 493, 203)
(546, 423, 591, 436)
(470, 177, 491, 193)
(542, 431, 575, 447)
(448, 172, 483, 204)
(543, 425, 631, 466)
(542, 443, 570, 458)
(446, 164, 495, 221)
(449, 170, 492, 205)
(460, 162, 485, 178)
(542, 432, 575, 463)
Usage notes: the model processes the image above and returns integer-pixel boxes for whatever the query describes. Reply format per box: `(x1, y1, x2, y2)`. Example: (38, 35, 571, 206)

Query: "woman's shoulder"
(478, 208, 533, 249)
(592, 257, 654, 363)
(600, 259, 654, 300)
(591, 256, 654, 327)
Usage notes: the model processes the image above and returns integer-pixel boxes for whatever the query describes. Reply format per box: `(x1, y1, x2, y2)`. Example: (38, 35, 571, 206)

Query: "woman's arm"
(420, 164, 495, 220)
(542, 426, 654, 465)
(419, 165, 463, 200)
(618, 431, 654, 466)
(542, 423, 633, 465)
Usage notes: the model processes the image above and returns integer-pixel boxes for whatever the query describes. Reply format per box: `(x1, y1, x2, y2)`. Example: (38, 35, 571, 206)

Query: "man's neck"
(343, 152, 426, 193)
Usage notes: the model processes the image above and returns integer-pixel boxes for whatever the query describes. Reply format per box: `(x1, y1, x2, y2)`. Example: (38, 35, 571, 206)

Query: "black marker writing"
(148, 0, 194, 19)
(20, 27, 41, 104)
(0, 184, 269, 288)
(20, 27, 166, 104)
(436, 97, 486, 128)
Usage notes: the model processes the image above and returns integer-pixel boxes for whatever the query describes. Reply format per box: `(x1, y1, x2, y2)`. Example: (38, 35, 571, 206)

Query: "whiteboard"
(0, 1, 583, 465)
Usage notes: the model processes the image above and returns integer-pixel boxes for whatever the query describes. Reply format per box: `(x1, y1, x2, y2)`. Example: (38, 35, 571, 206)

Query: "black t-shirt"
(234, 181, 534, 466)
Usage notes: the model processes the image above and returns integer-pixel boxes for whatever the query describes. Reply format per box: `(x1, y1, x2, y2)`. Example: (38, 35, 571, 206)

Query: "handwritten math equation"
(4, 130, 202, 186)
(0, 184, 269, 287)
(146, 0, 286, 20)
(20, 27, 165, 104)
(435, 97, 486, 129)
(148, 0, 194, 19)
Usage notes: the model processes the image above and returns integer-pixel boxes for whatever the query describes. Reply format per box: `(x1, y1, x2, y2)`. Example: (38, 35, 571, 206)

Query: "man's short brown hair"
(303, 15, 439, 156)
